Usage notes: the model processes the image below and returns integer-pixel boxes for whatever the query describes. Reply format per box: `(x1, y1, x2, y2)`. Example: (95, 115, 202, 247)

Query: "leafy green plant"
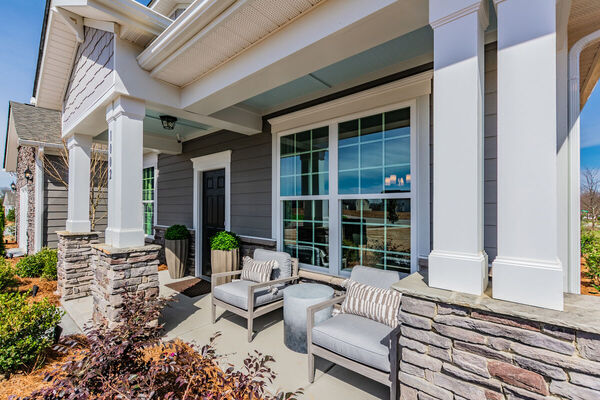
(165, 224, 191, 240)
(0, 292, 63, 374)
(6, 208, 14, 223)
(15, 248, 58, 280)
(0, 259, 18, 292)
(210, 230, 240, 251)
(0, 205, 5, 256)
(582, 228, 600, 293)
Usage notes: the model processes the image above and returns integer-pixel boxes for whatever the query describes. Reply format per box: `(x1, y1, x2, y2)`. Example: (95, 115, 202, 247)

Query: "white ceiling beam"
(180, 0, 429, 116)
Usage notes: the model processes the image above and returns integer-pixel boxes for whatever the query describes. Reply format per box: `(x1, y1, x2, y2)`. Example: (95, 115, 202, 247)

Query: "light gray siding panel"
(157, 131, 272, 239)
(62, 27, 114, 129)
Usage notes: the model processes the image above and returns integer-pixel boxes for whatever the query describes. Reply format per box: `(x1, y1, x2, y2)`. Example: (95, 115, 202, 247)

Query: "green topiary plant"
(210, 231, 240, 251)
(0, 291, 63, 374)
(0, 259, 18, 292)
(165, 224, 191, 240)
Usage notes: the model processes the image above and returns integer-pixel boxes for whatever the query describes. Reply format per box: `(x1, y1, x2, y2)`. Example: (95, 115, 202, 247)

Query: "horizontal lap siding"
(484, 43, 498, 260)
(157, 130, 272, 239)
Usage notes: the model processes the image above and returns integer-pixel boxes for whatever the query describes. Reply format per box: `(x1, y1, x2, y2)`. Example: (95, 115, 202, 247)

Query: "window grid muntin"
(282, 199, 329, 267)
(142, 167, 155, 236)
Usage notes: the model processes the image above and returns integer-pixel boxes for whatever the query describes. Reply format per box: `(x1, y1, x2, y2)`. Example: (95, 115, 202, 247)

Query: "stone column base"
(91, 243, 161, 328)
(393, 273, 600, 400)
(57, 231, 100, 300)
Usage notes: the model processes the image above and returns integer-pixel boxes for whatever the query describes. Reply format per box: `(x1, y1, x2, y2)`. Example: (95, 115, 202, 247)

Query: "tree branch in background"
(581, 167, 600, 229)
(42, 140, 108, 230)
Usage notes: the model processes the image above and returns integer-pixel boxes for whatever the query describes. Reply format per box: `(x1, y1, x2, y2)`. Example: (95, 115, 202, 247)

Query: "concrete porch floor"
(62, 270, 389, 400)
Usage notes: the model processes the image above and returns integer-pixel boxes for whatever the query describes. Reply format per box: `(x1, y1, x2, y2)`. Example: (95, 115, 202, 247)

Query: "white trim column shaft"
(105, 96, 146, 248)
(428, 0, 489, 295)
(66, 134, 92, 232)
(492, 0, 563, 310)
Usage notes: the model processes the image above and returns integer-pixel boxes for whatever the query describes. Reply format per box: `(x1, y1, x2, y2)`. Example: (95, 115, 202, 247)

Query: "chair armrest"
(246, 275, 299, 311)
(211, 270, 243, 291)
(307, 295, 346, 348)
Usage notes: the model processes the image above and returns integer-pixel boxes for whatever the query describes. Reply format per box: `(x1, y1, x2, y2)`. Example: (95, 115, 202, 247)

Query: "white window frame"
(143, 153, 158, 239)
(269, 72, 431, 277)
(191, 150, 232, 279)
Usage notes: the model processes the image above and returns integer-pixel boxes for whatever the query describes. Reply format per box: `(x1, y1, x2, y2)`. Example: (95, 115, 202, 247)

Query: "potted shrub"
(165, 225, 190, 279)
(210, 231, 240, 285)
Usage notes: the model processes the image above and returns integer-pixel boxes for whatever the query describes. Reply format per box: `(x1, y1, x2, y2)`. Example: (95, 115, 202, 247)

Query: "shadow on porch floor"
(61, 270, 389, 400)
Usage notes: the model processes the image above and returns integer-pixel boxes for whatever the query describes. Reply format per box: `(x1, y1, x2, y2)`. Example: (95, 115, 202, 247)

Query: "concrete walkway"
(62, 270, 388, 400)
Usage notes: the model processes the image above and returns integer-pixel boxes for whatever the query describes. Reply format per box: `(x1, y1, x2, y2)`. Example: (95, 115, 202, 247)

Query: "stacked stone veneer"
(397, 294, 600, 400)
(91, 244, 160, 328)
(57, 231, 99, 300)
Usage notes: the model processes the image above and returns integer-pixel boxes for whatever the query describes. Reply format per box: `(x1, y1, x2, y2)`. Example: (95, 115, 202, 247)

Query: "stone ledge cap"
(91, 243, 162, 255)
(393, 273, 600, 335)
(57, 231, 102, 237)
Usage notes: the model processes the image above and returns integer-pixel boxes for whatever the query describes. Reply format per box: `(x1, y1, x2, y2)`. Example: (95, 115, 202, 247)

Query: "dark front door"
(202, 168, 226, 276)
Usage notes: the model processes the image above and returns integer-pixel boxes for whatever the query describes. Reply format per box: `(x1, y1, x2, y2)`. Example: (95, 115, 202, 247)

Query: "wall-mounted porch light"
(10, 182, 16, 191)
(24, 168, 33, 182)
(160, 115, 177, 130)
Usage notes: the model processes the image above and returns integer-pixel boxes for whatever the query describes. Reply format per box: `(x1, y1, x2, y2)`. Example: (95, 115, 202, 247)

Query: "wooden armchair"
(211, 249, 299, 342)
(306, 266, 402, 400)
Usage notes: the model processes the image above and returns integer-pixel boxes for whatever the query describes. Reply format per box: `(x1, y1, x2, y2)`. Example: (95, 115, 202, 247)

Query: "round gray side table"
(283, 283, 334, 353)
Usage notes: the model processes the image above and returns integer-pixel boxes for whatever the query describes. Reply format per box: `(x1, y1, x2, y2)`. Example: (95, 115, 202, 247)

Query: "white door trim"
(191, 150, 232, 278)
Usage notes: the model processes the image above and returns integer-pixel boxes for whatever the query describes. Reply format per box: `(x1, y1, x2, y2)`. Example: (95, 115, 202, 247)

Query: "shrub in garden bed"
(22, 292, 302, 400)
(15, 248, 58, 280)
(0, 292, 63, 375)
(0, 259, 18, 292)
(582, 228, 600, 292)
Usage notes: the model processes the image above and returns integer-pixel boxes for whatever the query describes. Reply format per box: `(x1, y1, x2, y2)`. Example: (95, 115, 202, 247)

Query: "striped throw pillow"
(340, 279, 402, 328)
(240, 256, 276, 283)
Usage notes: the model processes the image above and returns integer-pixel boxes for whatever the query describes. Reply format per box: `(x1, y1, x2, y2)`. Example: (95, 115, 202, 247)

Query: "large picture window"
(277, 105, 416, 276)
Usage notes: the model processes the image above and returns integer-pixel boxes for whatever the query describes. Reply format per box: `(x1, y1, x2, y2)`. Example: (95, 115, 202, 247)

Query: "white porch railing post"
(66, 134, 92, 233)
(492, 0, 563, 310)
(105, 96, 145, 248)
(427, 0, 489, 295)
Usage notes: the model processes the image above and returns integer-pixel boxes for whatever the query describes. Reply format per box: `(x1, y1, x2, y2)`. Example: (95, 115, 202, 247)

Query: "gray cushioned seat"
(254, 248, 292, 280)
(213, 280, 284, 310)
(312, 313, 392, 372)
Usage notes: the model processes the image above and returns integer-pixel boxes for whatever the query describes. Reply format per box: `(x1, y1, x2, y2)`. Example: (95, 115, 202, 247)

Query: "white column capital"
(66, 133, 93, 151)
(429, 0, 489, 30)
(106, 96, 145, 123)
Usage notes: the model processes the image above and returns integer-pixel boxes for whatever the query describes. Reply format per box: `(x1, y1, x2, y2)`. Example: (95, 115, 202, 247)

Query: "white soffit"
(139, 0, 325, 87)
(569, 0, 600, 106)
(35, 10, 79, 110)
(150, 0, 192, 18)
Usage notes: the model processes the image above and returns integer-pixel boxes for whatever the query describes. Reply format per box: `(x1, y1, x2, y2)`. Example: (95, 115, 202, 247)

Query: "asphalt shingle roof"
(9, 101, 61, 145)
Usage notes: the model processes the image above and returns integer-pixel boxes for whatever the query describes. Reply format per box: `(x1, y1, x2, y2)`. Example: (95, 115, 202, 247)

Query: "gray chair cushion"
(213, 280, 284, 310)
(312, 313, 393, 372)
(350, 266, 401, 289)
(254, 248, 292, 280)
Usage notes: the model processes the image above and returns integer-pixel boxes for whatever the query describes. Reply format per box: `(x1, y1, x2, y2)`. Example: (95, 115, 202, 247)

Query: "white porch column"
(492, 0, 563, 310)
(34, 147, 44, 252)
(428, 0, 489, 295)
(105, 96, 145, 248)
(66, 134, 92, 232)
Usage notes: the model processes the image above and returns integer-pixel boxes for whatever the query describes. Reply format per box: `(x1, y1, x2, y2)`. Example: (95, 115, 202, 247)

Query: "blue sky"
(0, 0, 598, 188)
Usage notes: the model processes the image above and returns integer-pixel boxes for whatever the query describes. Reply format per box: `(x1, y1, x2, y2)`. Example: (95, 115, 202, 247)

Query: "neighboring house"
(19, 0, 600, 314)
(2, 101, 107, 254)
(3, 191, 15, 215)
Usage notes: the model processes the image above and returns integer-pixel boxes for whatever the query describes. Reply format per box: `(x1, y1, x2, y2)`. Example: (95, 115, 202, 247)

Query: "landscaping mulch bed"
(15, 277, 60, 305)
(0, 336, 87, 400)
(581, 257, 599, 296)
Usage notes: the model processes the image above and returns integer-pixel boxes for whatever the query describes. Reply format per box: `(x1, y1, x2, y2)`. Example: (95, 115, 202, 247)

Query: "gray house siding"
(157, 130, 273, 239)
(43, 155, 107, 248)
(484, 43, 498, 261)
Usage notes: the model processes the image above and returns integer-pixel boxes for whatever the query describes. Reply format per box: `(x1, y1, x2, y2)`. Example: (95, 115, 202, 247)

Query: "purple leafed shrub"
(15, 292, 302, 400)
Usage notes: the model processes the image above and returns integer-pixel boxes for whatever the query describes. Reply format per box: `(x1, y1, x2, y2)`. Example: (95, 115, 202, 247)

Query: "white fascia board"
(137, 0, 237, 71)
(180, 0, 429, 115)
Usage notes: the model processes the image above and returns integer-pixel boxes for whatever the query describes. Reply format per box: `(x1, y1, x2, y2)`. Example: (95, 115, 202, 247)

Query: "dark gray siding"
(157, 130, 272, 239)
(484, 43, 497, 261)
(43, 155, 107, 248)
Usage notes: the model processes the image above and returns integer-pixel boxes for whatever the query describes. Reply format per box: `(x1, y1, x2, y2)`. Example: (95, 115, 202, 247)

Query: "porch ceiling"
(569, 0, 600, 107)
(139, 0, 326, 87)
